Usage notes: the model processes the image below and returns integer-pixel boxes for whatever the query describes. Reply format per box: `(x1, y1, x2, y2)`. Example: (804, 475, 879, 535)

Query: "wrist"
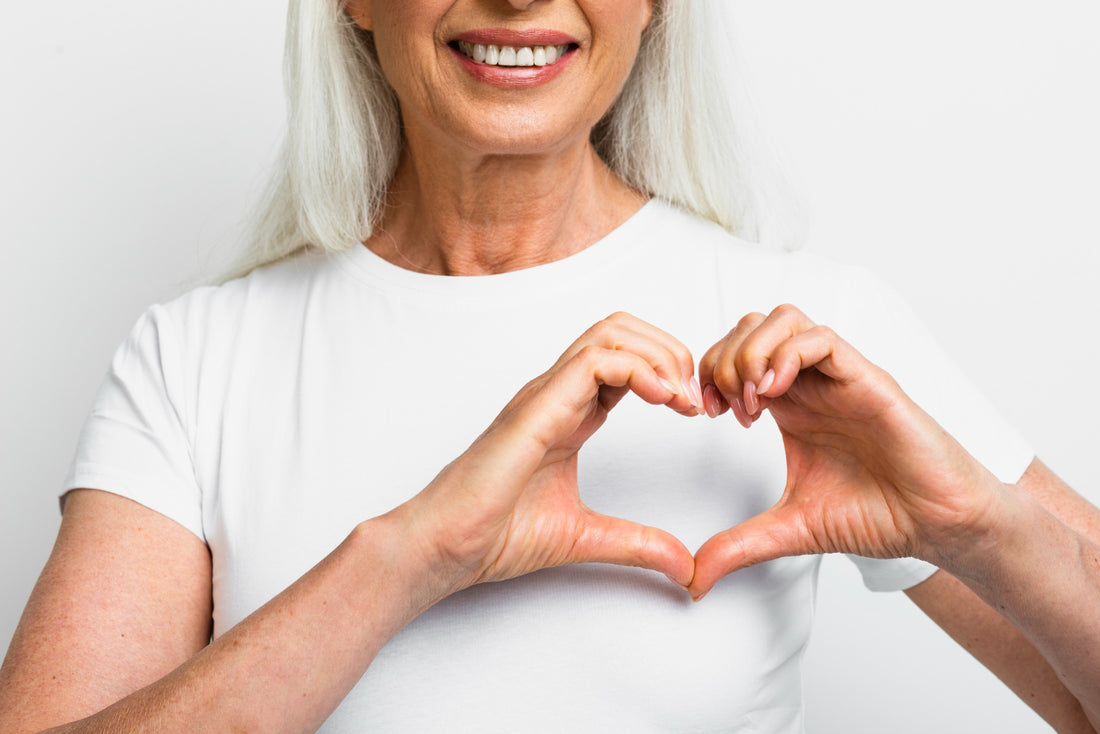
(360, 480, 490, 614)
(347, 504, 465, 625)
(925, 479, 1067, 591)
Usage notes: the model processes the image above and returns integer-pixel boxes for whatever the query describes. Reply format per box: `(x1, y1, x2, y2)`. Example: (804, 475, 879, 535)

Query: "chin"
(453, 113, 593, 158)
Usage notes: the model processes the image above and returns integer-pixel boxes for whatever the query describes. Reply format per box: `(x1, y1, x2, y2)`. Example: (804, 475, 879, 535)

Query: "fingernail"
(757, 369, 775, 396)
(682, 372, 702, 411)
(744, 381, 758, 415)
(703, 383, 721, 418)
(689, 377, 704, 412)
(659, 378, 679, 395)
(692, 590, 708, 603)
(666, 572, 692, 588)
(732, 398, 753, 429)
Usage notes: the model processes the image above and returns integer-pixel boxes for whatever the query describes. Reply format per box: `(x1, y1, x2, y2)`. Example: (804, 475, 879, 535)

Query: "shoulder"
(645, 200, 765, 264)
(151, 248, 334, 342)
(105, 248, 344, 394)
(650, 200, 881, 305)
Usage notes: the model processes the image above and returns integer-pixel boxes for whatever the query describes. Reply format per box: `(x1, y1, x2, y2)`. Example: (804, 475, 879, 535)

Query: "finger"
(590, 313, 702, 415)
(556, 312, 702, 414)
(699, 312, 765, 425)
(758, 325, 869, 399)
(514, 346, 683, 450)
(701, 382, 729, 420)
(581, 345, 683, 406)
(698, 311, 763, 389)
(689, 504, 818, 600)
(571, 509, 696, 587)
(730, 305, 817, 405)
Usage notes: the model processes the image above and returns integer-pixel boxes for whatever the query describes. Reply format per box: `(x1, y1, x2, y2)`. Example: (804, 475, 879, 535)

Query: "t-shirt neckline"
(335, 199, 664, 299)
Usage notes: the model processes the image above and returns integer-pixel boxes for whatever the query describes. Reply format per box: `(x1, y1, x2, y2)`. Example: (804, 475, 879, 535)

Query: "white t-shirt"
(64, 200, 1032, 732)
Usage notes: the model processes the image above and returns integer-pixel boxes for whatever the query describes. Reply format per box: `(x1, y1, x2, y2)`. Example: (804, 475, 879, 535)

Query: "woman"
(1, 0, 1098, 732)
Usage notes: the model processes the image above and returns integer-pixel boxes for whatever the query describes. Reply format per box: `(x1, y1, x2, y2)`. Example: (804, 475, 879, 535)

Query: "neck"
(366, 137, 646, 276)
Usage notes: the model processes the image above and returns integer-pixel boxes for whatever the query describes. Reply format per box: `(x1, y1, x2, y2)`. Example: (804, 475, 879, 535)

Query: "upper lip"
(451, 28, 578, 47)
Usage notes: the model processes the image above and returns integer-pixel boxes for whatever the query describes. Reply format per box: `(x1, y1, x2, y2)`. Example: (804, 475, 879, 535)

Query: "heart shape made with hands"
(507, 306, 974, 602)
(435, 307, 979, 604)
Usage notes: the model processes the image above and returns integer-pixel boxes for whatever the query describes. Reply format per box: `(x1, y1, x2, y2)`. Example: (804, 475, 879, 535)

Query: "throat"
(365, 146, 647, 277)
(370, 206, 609, 277)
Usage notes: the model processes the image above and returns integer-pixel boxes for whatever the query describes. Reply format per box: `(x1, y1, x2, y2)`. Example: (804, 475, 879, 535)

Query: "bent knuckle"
(736, 312, 765, 331)
(606, 310, 633, 324)
(712, 360, 740, 392)
(586, 322, 626, 353)
(810, 324, 839, 343)
(772, 303, 803, 319)
(574, 344, 604, 366)
(671, 343, 694, 369)
(734, 342, 765, 372)
(586, 318, 614, 341)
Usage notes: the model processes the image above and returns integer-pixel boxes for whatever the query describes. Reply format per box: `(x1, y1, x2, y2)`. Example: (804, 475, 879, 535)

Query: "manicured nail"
(689, 376, 704, 412)
(703, 383, 722, 418)
(744, 381, 758, 415)
(732, 398, 753, 429)
(659, 377, 679, 395)
(757, 369, 775, 396)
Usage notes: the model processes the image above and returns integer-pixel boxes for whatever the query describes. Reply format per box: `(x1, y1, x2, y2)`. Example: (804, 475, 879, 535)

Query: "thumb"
(570, 510, 695, 588)
(689, 505, 817, 600)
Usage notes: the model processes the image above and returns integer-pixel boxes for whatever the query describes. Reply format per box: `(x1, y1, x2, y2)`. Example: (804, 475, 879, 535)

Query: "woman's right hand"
(0, 314, 698, 734)
(391, 312, 701, 603)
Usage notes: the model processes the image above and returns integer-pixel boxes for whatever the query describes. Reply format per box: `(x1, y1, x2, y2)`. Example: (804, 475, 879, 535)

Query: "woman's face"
(347, 0, 654, 158)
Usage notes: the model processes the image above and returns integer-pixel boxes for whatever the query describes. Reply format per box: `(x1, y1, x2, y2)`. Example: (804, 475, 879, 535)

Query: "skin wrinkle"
(4, 2, 1100, 732)
(348, 0, 654, 276)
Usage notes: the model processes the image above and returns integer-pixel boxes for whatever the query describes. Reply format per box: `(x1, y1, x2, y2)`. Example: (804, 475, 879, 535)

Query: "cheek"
(586, 8, 648, 101)
(589, 0, 652, 45)
(370, 7, 440, 107)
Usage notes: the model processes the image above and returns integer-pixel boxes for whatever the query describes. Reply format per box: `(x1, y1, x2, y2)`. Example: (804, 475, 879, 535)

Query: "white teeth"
(457, 41, 570, 68)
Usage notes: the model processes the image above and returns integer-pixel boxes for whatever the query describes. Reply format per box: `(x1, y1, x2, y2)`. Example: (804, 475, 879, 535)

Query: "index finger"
(554, 312, 703, 414)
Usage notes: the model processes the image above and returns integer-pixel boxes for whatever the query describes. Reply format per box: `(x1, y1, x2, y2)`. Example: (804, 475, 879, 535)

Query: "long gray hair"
(223, 0, 802, 280)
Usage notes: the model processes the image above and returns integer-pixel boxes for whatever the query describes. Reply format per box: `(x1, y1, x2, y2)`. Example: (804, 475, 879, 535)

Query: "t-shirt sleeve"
(793, 256, 1034, 592)
(61, 305, 205, 542)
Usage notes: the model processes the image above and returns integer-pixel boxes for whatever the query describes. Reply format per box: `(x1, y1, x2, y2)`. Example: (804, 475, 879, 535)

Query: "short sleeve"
(795, 258, 1034, 591)
(837, 267, 1034, 484)
(61, 305, 205, 542)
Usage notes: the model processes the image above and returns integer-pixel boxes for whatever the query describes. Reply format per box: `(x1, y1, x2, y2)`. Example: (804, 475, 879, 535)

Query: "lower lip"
(450, 45, 574, 88)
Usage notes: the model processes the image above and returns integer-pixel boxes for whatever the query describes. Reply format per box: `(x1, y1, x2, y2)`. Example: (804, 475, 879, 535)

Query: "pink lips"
(449, 28, 578, 88)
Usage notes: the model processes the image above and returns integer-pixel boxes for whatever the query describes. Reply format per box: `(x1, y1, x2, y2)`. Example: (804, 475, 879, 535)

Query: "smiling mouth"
(452, 40, 576, 68)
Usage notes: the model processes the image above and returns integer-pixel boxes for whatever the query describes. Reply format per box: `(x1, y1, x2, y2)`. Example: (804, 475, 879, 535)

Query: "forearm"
(941, 482, 1100, 729)
(43, 510, 438, 734)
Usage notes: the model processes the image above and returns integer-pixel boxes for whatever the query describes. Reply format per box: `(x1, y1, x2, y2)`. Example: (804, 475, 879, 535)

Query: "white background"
(1, 1, 1097, 731)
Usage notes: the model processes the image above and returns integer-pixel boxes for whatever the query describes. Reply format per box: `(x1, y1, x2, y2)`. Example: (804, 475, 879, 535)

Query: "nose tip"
(504, 0, 540, 9)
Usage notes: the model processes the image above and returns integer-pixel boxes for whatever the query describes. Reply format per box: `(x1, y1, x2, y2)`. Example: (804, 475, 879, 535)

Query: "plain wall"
(2, 1, 1097, 731)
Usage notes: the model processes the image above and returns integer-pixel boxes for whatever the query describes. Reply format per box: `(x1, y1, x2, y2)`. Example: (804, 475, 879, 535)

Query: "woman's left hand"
(690, 304, 1009, 599)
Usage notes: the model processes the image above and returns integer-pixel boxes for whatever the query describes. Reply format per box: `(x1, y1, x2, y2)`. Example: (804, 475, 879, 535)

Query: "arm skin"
(0, 489, 439, 733)
(691, 304, 1100, 733)
(0, 312, 699, 733)
(906, 459, 1100, 733)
